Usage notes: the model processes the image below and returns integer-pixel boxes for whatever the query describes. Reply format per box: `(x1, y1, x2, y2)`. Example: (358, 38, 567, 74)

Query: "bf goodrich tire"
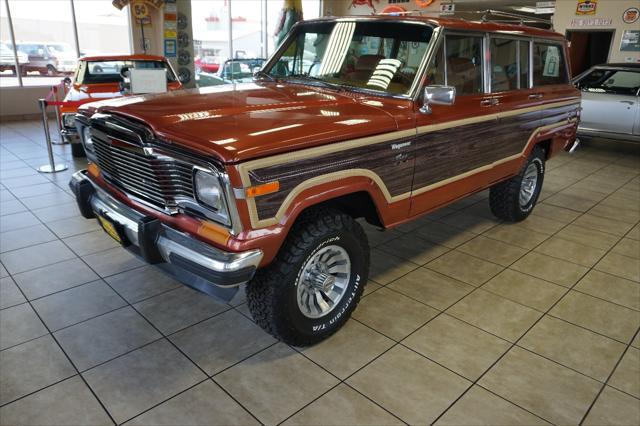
(490, 145, 545, 222)
(71, 143, 86, 158)
(246, 208, 369, 346)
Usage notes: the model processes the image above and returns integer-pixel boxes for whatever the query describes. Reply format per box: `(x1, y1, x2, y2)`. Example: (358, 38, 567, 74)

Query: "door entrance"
(566, 30, 614, 77)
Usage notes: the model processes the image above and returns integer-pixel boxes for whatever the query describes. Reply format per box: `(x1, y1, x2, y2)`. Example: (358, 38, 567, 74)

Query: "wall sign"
(620, 30, 640, 52)
(576, 0, 597, 15)
(623, 7, 640, 24)
(163, 0, 177, 57)
(570, 17, 612, 27)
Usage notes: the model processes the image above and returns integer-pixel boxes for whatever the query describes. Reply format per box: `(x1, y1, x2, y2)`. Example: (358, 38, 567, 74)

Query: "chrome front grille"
(92, 131, 195, 211)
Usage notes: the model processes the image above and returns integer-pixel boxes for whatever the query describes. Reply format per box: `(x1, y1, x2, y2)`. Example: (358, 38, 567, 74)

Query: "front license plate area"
(97, 213, 126, 245)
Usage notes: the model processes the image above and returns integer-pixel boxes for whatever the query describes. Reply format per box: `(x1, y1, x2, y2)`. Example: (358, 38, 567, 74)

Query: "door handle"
(528, 93, 544, 100)
(619, 100, 634, 105)
(480, 98, 499, 106)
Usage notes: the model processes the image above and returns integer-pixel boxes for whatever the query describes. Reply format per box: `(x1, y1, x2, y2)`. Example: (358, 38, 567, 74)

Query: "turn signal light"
(87, 162, 100, 177)
(196, 220, 230, 246)
(246, 181, 280, 198)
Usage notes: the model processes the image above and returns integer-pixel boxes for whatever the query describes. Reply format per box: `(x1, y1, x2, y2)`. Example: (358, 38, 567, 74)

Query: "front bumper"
(69, 170, 263, 301)
(60, 128, 79, 144)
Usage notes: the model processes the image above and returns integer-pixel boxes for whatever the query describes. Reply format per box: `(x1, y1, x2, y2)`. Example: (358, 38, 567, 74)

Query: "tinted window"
(576, 69, 640, 96)
(491, 38, 518, 92)
(519, 41, 530, 88)
(533, 43, 568, 86)
(425, 42, 445, 86)
(445, 35, 483, 95)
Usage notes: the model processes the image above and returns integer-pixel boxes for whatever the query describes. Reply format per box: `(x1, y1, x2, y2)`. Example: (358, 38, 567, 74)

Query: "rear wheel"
(489, 145, 545, 222)
(246, 208, 369, 346)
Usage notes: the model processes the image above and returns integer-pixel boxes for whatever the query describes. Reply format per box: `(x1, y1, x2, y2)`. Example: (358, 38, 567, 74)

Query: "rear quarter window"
(533, 42, 568, 86)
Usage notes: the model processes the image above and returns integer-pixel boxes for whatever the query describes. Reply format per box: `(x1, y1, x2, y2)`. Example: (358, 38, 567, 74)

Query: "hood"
(82, 82, 400, 163)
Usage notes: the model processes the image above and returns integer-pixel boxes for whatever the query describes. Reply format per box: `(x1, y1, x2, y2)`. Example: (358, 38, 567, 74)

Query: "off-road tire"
(246, 208, 369, 346)
(490, 145, 545, 222)
(71, 143, 86, 158)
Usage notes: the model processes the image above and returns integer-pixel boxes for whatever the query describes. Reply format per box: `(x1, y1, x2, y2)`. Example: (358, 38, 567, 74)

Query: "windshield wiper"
(254, 70, 277, 81)
(283, 74, 337, 90)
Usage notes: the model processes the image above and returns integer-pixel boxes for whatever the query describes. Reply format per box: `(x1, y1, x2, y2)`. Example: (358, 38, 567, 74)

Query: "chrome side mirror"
(420, 85, 456, 114)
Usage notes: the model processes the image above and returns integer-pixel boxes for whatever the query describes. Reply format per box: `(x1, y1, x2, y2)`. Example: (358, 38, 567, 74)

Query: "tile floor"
(0, 120, 639, 426)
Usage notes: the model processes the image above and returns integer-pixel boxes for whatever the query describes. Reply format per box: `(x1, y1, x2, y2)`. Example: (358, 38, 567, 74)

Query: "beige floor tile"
(627, 223, 640, 240)
(481, 223, 548, 250)
(511, 252, 589, 287)
(550, 291, 640, 343)
(283, 384, 403, 426)
(543, 192, 598, 212)
(595, 252, 640, 282)
(590, 204, 639, 224)
(387, 267, 474, 310)
(458, 236, 528, 267)
(435, 385, 550, 426)
(573, 214, 636, 237)
(515, 214, 566, 235)
(360, 221, 402, 248)
(214, 343, 339, 425)
(427, 251, 503, 287)
(575, 270, 640, 311)
(447, 290, 542, 342)
(368, 249, 419, 285)
(609, 347, 640, 398)
(632, 333, 639, 349)
(583, 386, 640, 426)
(414, 221, 477, 248)
(479, 346, 601, 425)
(378, 234, 449, 265)
(519, 316, 626, 382)
(612, 238, 640, 259)
(535, 237, 607, 267)
(439, 211, 499, 234)
(353, 287, 438, 341)
(347, 345, 470, 425)
(532, 203, 582, 224)
(556, 224, 621, 251)
(404, 314, 511, 380)
(482, 269, 566, 312)
(301, 321, 394, 379)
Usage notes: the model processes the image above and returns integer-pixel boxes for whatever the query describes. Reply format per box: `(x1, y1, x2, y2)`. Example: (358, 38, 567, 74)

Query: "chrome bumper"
(69, 170, 262, 300)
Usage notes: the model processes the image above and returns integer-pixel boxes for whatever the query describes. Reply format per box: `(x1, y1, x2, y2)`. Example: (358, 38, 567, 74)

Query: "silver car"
(573, 63, 640, 143)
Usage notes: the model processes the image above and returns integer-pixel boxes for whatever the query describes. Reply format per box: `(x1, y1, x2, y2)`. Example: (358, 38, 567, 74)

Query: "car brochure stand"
(37, 98, 68, 173)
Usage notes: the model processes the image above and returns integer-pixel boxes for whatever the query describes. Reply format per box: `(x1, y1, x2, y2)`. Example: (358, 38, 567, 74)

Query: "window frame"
(531, 39, 571, 87)
(438, 30, 488, 96)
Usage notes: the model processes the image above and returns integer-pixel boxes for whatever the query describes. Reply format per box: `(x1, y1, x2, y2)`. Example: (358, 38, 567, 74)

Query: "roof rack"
(376, 9, 553, 30)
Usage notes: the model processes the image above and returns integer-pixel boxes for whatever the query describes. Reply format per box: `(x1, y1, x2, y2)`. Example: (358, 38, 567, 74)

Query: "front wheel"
(246, 208, 369, 346)
(489, 145, 545, 222)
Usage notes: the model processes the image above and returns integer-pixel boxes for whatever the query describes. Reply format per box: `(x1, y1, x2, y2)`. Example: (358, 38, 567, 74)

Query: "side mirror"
(420, 85, 456, 114)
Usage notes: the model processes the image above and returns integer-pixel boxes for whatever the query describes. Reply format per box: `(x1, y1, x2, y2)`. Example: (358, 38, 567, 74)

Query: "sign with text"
(570, 17, 612, 27)
(576, 0, 597, 15)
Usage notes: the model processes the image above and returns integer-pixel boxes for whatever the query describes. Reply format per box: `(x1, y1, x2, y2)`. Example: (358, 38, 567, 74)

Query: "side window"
(490, 38, 518, 92)
(519, 40, 530, 88)
(445, 35, 484, 96)
(533, 42, 568, 86)
(425, 43, 445, 86)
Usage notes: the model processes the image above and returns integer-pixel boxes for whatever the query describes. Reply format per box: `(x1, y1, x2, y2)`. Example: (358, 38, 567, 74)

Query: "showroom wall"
(553, 0, 640, 64)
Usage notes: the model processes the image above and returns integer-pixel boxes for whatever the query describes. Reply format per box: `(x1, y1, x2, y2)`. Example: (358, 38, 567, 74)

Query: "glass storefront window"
(74, 0, 131, 56)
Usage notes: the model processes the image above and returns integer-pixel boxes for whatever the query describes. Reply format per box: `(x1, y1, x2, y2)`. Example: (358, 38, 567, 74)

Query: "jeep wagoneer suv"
(70, 16, 580, 345)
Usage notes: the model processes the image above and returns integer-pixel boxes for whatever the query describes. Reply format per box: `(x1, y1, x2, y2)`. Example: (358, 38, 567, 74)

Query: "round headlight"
(62, 113, 75, 129)
(82, 126, 94, 150)
(194, 170, 222, 210)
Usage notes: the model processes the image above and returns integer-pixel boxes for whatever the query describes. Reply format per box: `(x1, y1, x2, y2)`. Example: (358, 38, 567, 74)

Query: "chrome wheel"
(519, 162, 539, 207)
(296, 245, 351, 319)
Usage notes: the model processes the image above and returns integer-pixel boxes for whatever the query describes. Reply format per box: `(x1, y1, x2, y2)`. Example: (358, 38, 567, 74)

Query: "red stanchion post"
(37, 98, 68, 174)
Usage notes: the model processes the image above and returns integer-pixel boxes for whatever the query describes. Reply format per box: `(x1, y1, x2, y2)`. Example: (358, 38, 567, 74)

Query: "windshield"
(264, 21, 434, 96)
(77, 60, 177, 84)
(576, 68, 640, 96)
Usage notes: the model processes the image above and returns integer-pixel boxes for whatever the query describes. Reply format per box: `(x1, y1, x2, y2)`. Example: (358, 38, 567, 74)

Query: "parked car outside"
(70, 17, 580, 346)
(195, 55, 220, 74)
(572, 63, 640, 143)
(198, 58, 265, 87)
(0, 43, 28, 75)
(60, 54, 181, 157)
(13, 42, 77, 75)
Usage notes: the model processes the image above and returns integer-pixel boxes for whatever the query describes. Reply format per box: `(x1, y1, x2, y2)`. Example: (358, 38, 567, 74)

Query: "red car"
(195, 56, 220, 74)
(59, 54, 181, 157)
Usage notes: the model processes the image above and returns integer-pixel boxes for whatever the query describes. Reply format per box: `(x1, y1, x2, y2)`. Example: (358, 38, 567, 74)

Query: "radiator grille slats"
(92, 129, 195, 210)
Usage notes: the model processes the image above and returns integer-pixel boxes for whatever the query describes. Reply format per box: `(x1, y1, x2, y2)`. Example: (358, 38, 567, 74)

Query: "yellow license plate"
(97, 215, 122, 244)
